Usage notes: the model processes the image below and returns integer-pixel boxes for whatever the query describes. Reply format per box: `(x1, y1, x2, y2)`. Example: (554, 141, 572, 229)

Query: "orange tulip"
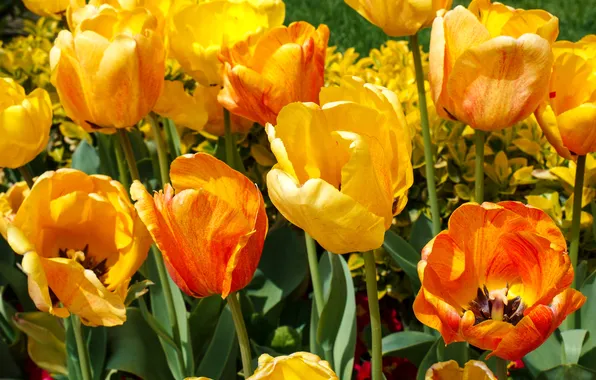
(131, 153, 267, 298)
(218, 21, 329, 126)
(414, 201, 586, 360)
(429, 0, 557, 131)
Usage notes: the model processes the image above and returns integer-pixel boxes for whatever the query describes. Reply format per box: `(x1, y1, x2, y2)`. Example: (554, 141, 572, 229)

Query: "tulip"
(414, 201, 586, 360)
(218, 21, 329, 126)
(535, 36, 596, 158)
(195, 84, 254, 136)
(345, 0, 452, 37)
(425, 360, 496, 380)
(0, 78, 52, 169)
(23, 0, 69, 17)
(131, 153, 267, 298)
(153, 80, 209, 132)
(266, 76, 412, 254)
(51, 4, 165, 132)
(0, 182, 29, 240)
(5, 169, 152, 326)
(429, 0, 558, 131)
(168, 0, 283, 86)
(200, 0, 285, 26)
(247, 352, 338, 380)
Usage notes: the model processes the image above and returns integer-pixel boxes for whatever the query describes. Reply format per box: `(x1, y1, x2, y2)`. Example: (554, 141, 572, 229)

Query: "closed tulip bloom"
(345, 0, 452, 37)
(0, 78, 52, 169)
(266, 76, 412, 254)
(51, 4, 165, 132)
(218, 21, 329, 126)
(169, 0, 281, 86)
(6, 170, 152, 326)
(23, 0, 69, 17)
(0, 182, 29, 240)
(535, 36, 596, 158)
(414, 201, 586, 360)
(131, 153, 267, 298)
(248, 352, 338, 380)
(425, 360, 496, 380)
(153, 80, 209, 132)
(430, 0, 558, 131)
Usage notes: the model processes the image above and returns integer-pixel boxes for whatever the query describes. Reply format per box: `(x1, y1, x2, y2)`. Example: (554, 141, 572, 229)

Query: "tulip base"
(363, 250, 382, 380)
(495, 357, 508, 380)
(227, 292, 253, 378)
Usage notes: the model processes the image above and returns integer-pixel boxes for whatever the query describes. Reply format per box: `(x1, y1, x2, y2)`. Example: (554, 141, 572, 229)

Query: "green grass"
(285, 0, 596, 54)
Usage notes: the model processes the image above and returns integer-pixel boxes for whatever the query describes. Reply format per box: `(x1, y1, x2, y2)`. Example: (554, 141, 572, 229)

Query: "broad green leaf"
(71, 140, 101, 175)
(197, 306, 237, 379)
(437, 342, 472, 367)
(562, 330, 588, 365)
(409, 214, 434, 254)
(246, 226, 308, 315)
(95, 132, 118, 178)
(65, 316, 82, 380)
(88, 326, 107, 380)
(415, 337, 442, 380)
(309, 296, 323, 358)
(106, 308, 173, 380)
(382, 331, 435, 367)
(579, 271, 596, 367)
(537, 364, 596, 380)
(524, 331, 562, 377)
(188, 295, 224, 369)
(332, 253, 357, 380)
(317, 253, 347, 353)
(0, 335, 21, 379)
(383, 230, 421, 292)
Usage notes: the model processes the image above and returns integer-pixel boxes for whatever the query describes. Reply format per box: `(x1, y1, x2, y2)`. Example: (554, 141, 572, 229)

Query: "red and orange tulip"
(429, 0, 558, 131)
(131, 153, 267, 298)
(218, 21, 329, 126)
(414, 201, 586, 360)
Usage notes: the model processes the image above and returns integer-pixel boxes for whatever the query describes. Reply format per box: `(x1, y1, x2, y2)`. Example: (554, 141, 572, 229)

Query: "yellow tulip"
(51, 4, 166, 132)
(153, 80, 209, 132)
(248, 352, 338, 380)
(23, 0, 69, 17)
(0, 78, 52, 169)
(200, 0, 285, 26)
(0, 182, 29, 240)
(168, 0, 282, 86)
(535, 35, 596, 157)
(345, 0, 452, 37)
(429, 0, 558, 131)
(266, 76, 412, 254)
(6, 169, 152, 326)
(425, 360, 496, 380)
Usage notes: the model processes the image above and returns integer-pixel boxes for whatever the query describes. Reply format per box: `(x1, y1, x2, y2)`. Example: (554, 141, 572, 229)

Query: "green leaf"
(124, 280, 154, 306)
(580, 271, 596, 368)
(65, 317, 82, 380)
(246, 226, 308, 315)
(524, 331, 563, 377)
(164, 119, 182, 158)
(383, 230, 421, 292)
(106, 308, 174, 380)
(317, 253, 347, 353)
(537, 364, 596, 380)
(188, 295, 224, 370)
(197, 306, 237, 379)
(382, 331, 435, 367)
(71, 140, 101, 175)
(95, 133, 118, 178)
(409, 214, 434, 254)
(332, 252, 357, 380)
(415, 337, 475, 379)
(87, 326, 107, 380)
(0, 335, 21, 379)
(416, 337, 442, 380)
(562, 330, 588, 365)
(0, 246, 34, 311)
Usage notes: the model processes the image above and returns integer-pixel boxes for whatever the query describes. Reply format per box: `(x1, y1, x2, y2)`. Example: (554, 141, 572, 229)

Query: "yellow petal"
(534, 102, 572, 159)
(557, 103, 596, 155)
(248, 352, 337, 380)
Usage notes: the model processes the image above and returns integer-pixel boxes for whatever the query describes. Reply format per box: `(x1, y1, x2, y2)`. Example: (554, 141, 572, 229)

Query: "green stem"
(591, 201, 596, 243)
(227, 292, 253, 378)
(116, 129, 141, 182)
(570, 155, 586, 289)
(164, 119, 182, 158)
(305, 233, 325, 316)
(148, 113, 170, 185)
(18, 165, 34, 188)
(114, 138, 130, 191)
(474, 130, 486, 203)
(409, 33, 441, 236)
(70, 315, 93, 380)
(495, 357, 508, 380)
(223, 108, 237, 169)
(363, 251, 382, 380)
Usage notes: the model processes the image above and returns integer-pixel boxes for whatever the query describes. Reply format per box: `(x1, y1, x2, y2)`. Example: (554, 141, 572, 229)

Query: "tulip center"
(58, 245, 109, 282)
(467, 285, 525, 326)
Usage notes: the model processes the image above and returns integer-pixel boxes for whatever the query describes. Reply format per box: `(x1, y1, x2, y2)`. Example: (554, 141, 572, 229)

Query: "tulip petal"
(22, 252, 69, 319)
(448, 34, 552, 131)
(425, 359, 497, 380)
(460, 312, 515, 352)
(549, 288, 586, 329)
(412, 287, 462, 345)
(534, 102, 572, 159)
(267, 169, 385, 254)
(557, 103, 596, 155)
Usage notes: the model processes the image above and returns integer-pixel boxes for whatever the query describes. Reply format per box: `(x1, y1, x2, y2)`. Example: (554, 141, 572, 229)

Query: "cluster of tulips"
(0, 0, 595, 379)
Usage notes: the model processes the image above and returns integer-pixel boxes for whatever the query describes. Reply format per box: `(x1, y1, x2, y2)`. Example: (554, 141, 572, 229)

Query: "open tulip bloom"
(414, 201, 586, 360)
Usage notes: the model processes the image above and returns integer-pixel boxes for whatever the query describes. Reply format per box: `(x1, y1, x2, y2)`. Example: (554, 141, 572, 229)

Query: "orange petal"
(549, 288, 587, 330)
(413, 287, 463, 345)
(460, 310, 515, 352)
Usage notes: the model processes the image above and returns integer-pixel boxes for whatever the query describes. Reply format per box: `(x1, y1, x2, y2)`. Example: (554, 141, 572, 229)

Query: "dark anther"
(467, 285, 525, 326)
(58, 248, 67, 258)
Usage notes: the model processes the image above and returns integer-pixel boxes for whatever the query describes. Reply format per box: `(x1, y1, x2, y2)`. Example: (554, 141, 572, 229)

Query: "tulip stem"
(227, 292, 253, 378)
(117, 129, 141, 182)
(305, 233, 325, 317)
(18, 165, 34, 188)
(409, 33, 441, 236)
(114, 138, 131, 191)
(70, 314, 93, 380)
(495, 357, 508, 380)
(148, 113, 171, 185)
(570, 155, 586, 290)
(474, 130, 485, 203)
(364, 250, 382, 380)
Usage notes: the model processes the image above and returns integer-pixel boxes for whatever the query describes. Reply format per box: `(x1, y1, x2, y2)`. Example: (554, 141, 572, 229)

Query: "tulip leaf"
(562, 329, 588, 365)
(0, 335, 21, 379)
(579, 271, 596, 368)
(537, 364, 596, 380)
(124, 279, 154, 306)
(95, 132, 118, 179)
(523, 331, 563, 377)
(383, 230, 421, 292)
(106, 308, 173, 380)
(88, 326, 107, 380)
(188, 295, 225, 369)
(317, 253, 347, 353)
(415, 337, 477, 379)
(415, 337, 442, 380)
(246, 226, 308, 315)
(164, 119, 182, 158)
(65, 316, 83, 380)
(71, 140, 101, 175)
(197, 306, 238, 379)
(409, 214, 434, 254)
(382, 331, 436, 366)
(332, 251, 357, 380)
